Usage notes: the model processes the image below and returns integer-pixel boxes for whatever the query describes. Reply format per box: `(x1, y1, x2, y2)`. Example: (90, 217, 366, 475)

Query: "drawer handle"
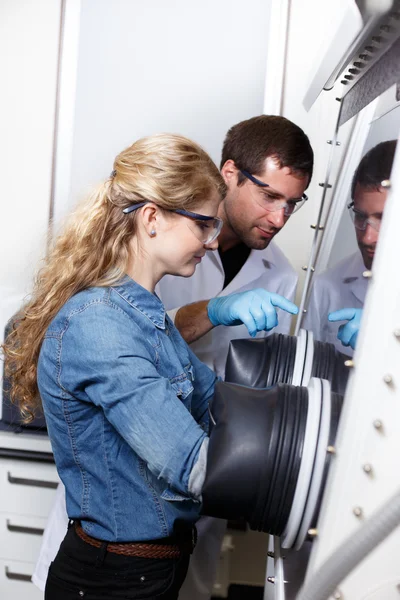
(7, 471, 58, 489)
(5, 566, 32, 582)
(6, 519, 44, 536)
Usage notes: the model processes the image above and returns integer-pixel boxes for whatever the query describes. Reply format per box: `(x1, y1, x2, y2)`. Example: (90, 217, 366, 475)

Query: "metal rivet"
(381, 179, 391, 188)
(327, 445, 336, 454)
(363, 463, 373, 474)
(267, 551, 286, 559)
(362, 270, 372, 279)
(303, 309, 307, 314)
(308, 528, 318, 537)
(383, 374, 393, 384)
(140, 576, 146, 582)
(394, 329, 400, 339)
(267, 575, 288, 584)
(353, 506, 363, 518)
(333, 591, 343, 599)
(302, 265, 315, 272)
(319, 182, 333, 188)
(344, 359, 354, 368)
(373, 419, 383, 430)
(310, 224, 324, 230)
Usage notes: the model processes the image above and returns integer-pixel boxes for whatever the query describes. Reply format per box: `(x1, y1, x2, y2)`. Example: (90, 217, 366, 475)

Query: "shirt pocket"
(160, 488, 194, 502)
(169, 372, 194, 411)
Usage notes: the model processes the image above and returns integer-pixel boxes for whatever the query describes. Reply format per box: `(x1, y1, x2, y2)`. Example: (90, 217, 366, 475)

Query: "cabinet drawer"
(0, 558, 42, 600)
(0, 512, 47, 563)
(0, 458, 59, 517)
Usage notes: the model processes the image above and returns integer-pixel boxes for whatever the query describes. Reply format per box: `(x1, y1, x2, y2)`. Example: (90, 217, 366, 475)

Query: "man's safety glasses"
(240, 169, 308, 216)
(123, 202, 223, 245)
(347, 202, 382, 232)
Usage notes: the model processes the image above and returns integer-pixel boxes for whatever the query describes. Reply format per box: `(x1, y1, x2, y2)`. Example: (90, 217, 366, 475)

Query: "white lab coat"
(159, 243, 298, 378)
(32, 241, 297, 598)
(303, 251, 367, 356)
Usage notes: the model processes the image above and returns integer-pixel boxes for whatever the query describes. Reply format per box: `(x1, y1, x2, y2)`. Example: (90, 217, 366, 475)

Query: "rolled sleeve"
(59, 303, 207, 498)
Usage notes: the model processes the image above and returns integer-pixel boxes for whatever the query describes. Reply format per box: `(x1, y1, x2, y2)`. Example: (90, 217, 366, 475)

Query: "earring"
(150, 229, 156, 237)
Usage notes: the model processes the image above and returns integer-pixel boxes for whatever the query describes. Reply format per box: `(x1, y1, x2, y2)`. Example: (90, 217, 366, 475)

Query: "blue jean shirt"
(37, 276, 217, 542)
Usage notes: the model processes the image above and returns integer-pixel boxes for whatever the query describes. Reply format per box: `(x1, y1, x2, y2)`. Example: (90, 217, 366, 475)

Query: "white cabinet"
(0, 432, 59, 600)
(0, 458, 59, 518)
(0, 559, 44, 600)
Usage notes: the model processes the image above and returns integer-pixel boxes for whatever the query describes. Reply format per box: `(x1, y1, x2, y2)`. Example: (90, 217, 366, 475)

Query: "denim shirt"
(37, 276, 217, 542)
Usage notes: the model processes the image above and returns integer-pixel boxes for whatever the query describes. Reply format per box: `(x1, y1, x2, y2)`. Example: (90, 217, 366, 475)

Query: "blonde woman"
(3, 134, 226, 599)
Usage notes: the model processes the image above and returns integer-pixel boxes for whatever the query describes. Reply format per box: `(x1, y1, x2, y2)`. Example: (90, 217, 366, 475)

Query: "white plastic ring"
(281, 376, 322, 549)
(301, 329, 314, 386)
(292, 328, 307, 386)
(294, 378, 331, 550)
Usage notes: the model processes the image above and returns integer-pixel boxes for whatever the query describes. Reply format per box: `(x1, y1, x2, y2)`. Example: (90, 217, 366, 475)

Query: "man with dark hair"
(304, 140, 397, 354)
(33, 115, 314, 600)
(161, 115, 314, 376)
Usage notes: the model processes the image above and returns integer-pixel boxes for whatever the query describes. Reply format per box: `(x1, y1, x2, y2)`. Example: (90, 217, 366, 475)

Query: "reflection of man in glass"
(304, 140, 397, 355)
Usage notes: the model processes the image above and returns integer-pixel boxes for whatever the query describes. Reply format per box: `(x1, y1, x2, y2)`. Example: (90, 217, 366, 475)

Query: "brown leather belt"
(75, 524, 181, 559)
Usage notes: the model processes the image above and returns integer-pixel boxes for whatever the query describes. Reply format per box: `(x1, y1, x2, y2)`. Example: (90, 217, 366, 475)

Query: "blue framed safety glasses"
(240, 169, 308, 216)
(123, 202, 223, 245)
(347, 201, 382, 232)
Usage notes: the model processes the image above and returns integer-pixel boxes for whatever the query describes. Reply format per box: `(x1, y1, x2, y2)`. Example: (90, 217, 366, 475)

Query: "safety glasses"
(122, 202, 223, 245)
(347, 202, 382, 232)
(240, 169, 308, 216)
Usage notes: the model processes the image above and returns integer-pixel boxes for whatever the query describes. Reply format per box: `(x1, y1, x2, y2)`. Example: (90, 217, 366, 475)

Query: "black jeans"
(45, 524, 191, 600)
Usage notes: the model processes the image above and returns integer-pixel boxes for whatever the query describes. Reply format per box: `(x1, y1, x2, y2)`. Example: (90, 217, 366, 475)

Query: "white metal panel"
(305, 135, 400, 597)
(262, 0, 290, 116)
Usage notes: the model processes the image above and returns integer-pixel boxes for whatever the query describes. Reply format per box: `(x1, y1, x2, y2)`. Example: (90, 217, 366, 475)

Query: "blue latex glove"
(207, 289, 298, 338)
(328, 308, 363, 350)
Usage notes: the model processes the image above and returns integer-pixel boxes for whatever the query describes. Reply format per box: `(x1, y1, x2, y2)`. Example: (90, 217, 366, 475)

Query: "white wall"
(0, 0, 61, 296)
(0, 0, 62, 410)
(55, 0, 271, 224)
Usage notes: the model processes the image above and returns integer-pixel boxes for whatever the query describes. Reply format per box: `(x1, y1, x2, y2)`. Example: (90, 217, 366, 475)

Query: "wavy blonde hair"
(3, 133, 226, 421)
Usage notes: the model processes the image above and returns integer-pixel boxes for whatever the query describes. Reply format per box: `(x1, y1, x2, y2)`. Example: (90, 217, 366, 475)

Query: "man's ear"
(220, 159, 238, 185)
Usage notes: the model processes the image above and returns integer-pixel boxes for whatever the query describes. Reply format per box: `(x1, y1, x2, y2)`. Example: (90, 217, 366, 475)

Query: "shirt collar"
(342, 252, 368, 304)
(112, 275, 166, 329)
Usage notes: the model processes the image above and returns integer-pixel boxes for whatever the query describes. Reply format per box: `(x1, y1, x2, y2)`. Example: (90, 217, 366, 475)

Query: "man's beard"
(359, 244, 376, 269)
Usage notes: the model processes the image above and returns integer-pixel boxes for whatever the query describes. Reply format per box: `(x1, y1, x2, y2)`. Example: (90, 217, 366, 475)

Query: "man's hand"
(207, 289, 298, 337)
(328, 308, 363, 350)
